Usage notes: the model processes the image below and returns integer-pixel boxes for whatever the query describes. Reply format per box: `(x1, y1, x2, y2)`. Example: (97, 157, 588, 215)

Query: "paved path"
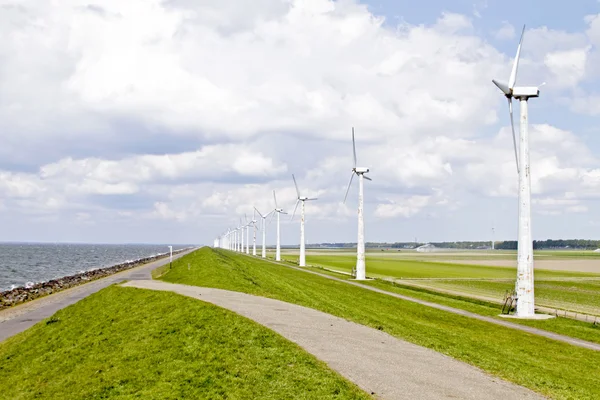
(266, 260, 600, 352)
(123, 280, 544, 400)
(0, 249, 196, 342)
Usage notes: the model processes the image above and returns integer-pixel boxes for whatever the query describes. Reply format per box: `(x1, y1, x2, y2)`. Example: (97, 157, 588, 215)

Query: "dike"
(0, 248, 191, 310)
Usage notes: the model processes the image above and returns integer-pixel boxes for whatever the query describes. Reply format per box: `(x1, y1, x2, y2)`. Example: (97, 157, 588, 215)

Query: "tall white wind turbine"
(343, 127, 372, 280)
(492, 25, 541, 318)
(251, 210, 258, 256)
(273, 190, 288, 261)
(291, 174, 318, 267)
(245, 214, 250, 255)
(254, 207, 274, 258)
(239, 218, 245, 253)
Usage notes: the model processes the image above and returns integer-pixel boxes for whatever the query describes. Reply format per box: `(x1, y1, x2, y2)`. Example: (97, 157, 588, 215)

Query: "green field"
(279, 252, 600, 316)
(0, 285, 368, 399)
(161, 248, 600, 399)
(410, 279, 600, 316)
(283, 254, 599, 279)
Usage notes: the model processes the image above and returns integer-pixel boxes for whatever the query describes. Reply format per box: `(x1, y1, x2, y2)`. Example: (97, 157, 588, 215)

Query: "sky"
(1, 0, 600, 245)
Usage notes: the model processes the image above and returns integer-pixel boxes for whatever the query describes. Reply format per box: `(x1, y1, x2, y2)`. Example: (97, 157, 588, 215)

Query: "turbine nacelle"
(512, 86, 540, 98)
(354, 167, 370, 174)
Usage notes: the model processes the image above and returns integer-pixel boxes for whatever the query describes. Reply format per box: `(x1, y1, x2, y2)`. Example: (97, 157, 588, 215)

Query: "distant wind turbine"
(291, 174, 318, 267)
(343, 127, 372, 280)
(245, 214, 250, 254)
(273, 190, 288, 261)
(255, 207, 274, 258)
(492, 25, 541, 318)
(250, 210, 258, 256)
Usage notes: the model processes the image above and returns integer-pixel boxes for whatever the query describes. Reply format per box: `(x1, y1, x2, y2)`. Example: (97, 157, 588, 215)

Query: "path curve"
(0, 249, 196, 342)
(123, 280, 544, 400)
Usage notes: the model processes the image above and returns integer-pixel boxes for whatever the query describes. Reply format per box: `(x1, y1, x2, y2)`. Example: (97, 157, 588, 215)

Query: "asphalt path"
(0, 248, 196, 342)
(123, 279, 545, 400)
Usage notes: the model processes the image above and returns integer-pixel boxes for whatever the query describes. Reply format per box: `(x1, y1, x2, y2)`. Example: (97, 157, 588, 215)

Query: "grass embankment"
(161, 248, 600, 399)
(0, 285, 368, 399)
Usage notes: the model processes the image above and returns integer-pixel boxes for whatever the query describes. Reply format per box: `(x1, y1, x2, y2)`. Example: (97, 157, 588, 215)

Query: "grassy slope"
(0, 285, 368, 400)
(161, 248, 600, 400)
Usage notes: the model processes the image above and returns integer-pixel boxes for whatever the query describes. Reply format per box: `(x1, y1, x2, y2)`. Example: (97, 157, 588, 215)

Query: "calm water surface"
(0, 243, 193, 292)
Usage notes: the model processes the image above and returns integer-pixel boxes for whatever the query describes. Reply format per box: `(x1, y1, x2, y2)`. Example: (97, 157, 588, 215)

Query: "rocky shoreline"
(0, 248, 192, 310)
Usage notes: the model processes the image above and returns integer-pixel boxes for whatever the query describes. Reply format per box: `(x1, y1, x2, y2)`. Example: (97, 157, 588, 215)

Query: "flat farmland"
(279, 249, 600, 316)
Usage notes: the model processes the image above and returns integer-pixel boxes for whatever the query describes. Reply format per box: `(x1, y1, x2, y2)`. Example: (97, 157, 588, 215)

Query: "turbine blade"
(291, 200, 299, 220)
(254, 207, 264, 218)
(364, 175, 372, 181)
(307, 198, 318, 201)
(266, 210, 275, 227)
(508, 98, 520, 173)
(343, 172, 355, 203)
(492, 80, 511, 96)
(509, 25, 525, 89)
(292, 174, 300, 198)
(273, 190, 278, 208)
(352, 127, 357, 168)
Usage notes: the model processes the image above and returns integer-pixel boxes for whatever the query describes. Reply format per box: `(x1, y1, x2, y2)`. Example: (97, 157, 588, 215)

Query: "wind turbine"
(492, 25, 540, 318)
(273, 190, 288, 261)
(239, 218, 245, 253)
(291, 174, 318, 267)
(343, 127, 372, 280)
(245, 214, 250, 255)
(255, 207, 274, 258)
(250, 210, 258, 256)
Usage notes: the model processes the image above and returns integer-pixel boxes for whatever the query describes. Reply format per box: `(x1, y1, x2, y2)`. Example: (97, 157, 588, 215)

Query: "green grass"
(0, 285, 368, 400)
(161, 248, 600, 400)
(408, 279, 600, 316)
(287, 254, 598, 279)
(283, 260, 600, 346)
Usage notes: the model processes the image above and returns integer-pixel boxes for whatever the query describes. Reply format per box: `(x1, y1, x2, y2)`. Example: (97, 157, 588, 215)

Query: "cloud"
(494, 22, 515, 40)
(375, 195, 432, 218)
(0, 1, 599, 243)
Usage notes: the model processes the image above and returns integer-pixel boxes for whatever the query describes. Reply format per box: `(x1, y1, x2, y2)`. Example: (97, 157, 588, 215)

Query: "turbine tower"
(273, 190, 288, 261)
(255, 207, 273, 258)
(343, 127, 372, 280)
(291, 174, 318, 267)
(245, 214, 250, 255)
(492, 25, 540, 318)
(251, 211, 258, 256)
(239, 218, 245, 253)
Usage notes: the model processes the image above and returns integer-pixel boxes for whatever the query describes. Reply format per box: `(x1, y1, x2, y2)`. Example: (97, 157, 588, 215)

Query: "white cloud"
(375, 195, 432, 218)
(544, 48, 589, 88)
(494, 22, 515, 40)
(0, 1, 599, 243)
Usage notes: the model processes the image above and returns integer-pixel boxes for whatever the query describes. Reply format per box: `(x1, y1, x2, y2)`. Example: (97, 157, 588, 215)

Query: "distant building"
(416, 243, 438, 253)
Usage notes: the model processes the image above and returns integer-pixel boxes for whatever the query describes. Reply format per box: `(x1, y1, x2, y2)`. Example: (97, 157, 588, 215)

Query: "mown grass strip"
(162, 248, 600, 400)
(0, 285, 369, 400)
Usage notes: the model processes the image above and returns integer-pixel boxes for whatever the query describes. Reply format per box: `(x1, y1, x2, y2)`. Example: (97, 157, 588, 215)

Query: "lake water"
(0, 243, 193, 292)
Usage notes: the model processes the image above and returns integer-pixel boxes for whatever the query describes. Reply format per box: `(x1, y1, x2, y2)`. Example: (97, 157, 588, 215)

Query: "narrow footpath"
(123, 280, 544, 400)
(264, 258, 600, 352)
(0, 248, 196, 342)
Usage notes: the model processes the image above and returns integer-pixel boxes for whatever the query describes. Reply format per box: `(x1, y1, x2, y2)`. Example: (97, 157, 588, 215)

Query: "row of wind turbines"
(214, 128, 371, 280)
(214, 26, 543, 318)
